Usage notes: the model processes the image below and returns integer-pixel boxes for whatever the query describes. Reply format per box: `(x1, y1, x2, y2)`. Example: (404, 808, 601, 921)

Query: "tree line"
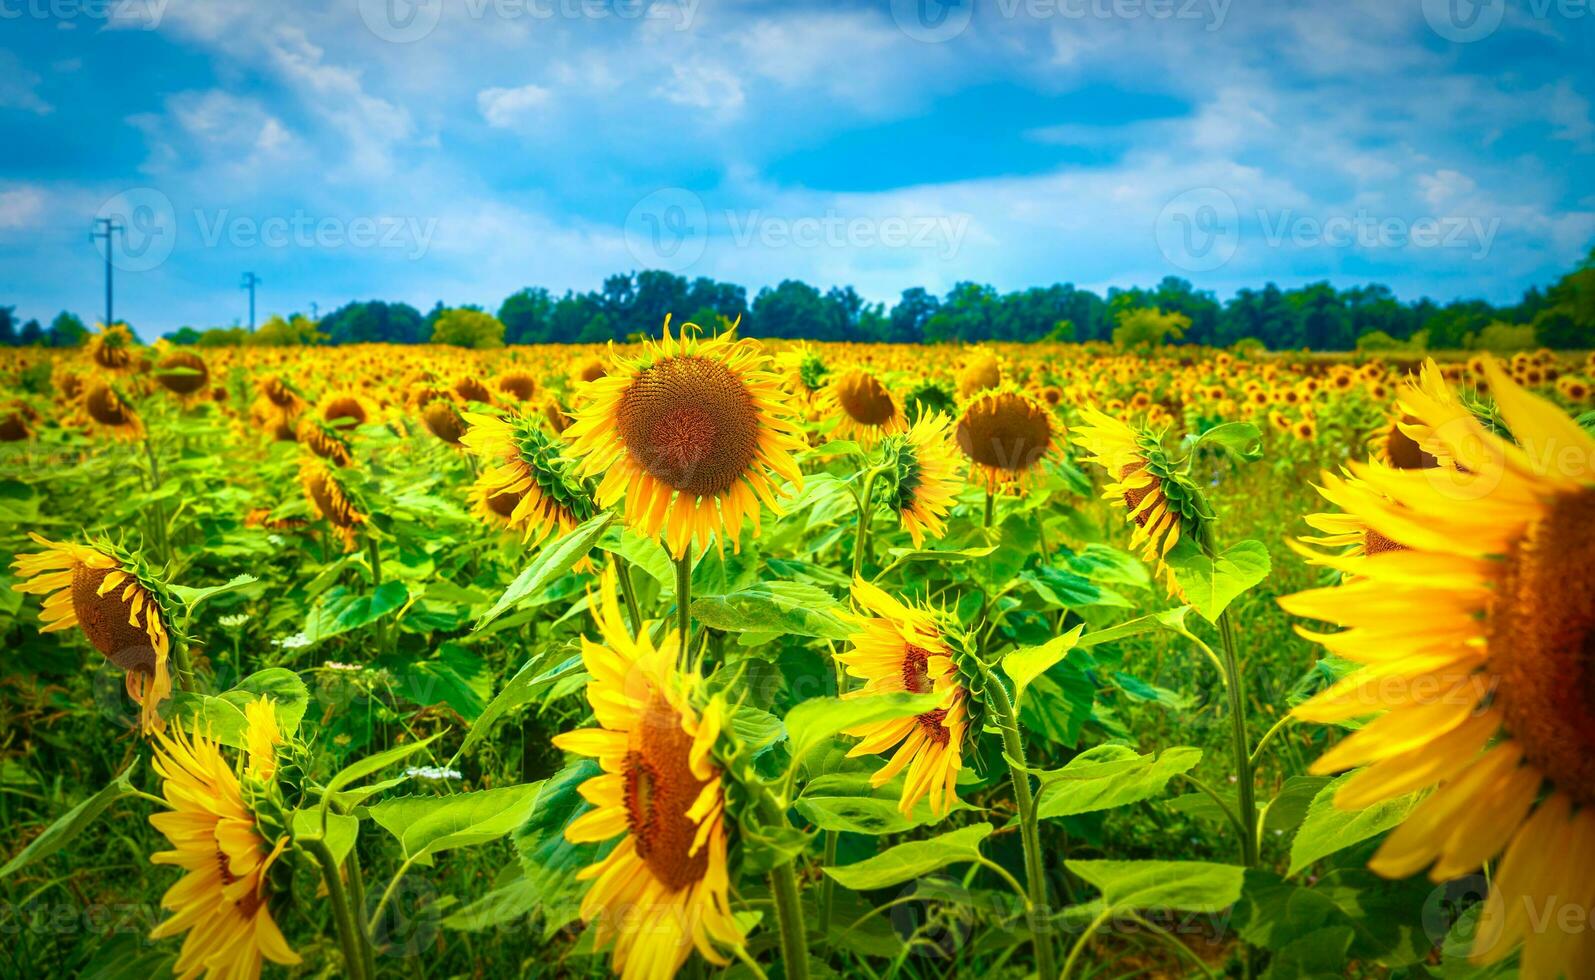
(4, 246, 1590, 350)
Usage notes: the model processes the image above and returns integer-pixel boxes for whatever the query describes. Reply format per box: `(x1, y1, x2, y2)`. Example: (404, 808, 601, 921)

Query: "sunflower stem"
(141, 435, 172, 566)
(983, 489, 995, 528)
(981, 667, 1057, 977)
(366, 535, 387, 655)
(304, 837, 371, 980)
(674, 546, 693, 667)
(1217, 609, 1259, 869)
(768, 858, 811, 980)
(615, 555, 644, 639)
(851, 464, 888, 579)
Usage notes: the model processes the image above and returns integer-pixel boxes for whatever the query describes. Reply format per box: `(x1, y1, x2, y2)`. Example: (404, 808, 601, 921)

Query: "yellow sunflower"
(147, 706, 299, 979)
(297, 416, 354, 467)
(460, 411, 600, 548)
(87, 322, 137, 372)
(1280, 357, 1595, 979)
(551, 571, 744, 980)
(82, 380, 145, 441)
(12, 534, 177, 732)
(564, 320, 804, 558)
(1074, 408, 1202, 593)
(838, 578, 969, 817)
(883, 411, 963, 547)
(300, 457, 366, 550)
(954, 387, 1059, 492)
(824, 368, 905, 448)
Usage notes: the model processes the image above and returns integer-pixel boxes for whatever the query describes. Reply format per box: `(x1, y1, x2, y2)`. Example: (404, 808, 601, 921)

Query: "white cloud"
(0, 186, 46, 230)
(477, 84, 552, 128)
(654, 64, 744, 115)
(0, 51, 52, 114)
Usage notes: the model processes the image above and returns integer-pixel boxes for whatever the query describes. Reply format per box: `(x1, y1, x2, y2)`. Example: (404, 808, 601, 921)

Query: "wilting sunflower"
(258, 374, 305, 414)
(147, 705, 299, 979)
(955, 387, 1059, 492)
(420, 397, 467, 445)
(82, 381, 145, 440)
(12, 534, 178, 732)
(299, 457, 366, 550)
(882, 411, 963, 547)
(460, 411, 599, 548)
(551, 571, 744, 979)
(297, 416, 354, 467)
(564, 321, 804, 558)
(87, 323, 137, 371)
(1074, 408, 1207, 593)
(154, 350, 210, 401)
(838, 578, 970, 817)
(824, 368, 904, 448)
(1280, 358, 1595, 979)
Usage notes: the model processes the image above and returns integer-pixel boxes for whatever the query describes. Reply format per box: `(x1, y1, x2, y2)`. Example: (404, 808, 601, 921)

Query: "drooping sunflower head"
(82, 380, 144, 440)
(1074, 407, 1210, 593)
(564, 319, 804, 558)
(838, 578, 974, 817)
(954, 387, 1059, 492)
(420, 397, 468, 445)
(825, 368, 905, 448)
(461, 411, 600, 549)
(1280, 357, 1595, 977)
(147, 716, 299, 979)
(904, 379, 957, 419)
(882, 411, 964, 548)
(495, 370, 539, 403)
(299, 456, 366, 550)
(0, 400, 39, 441)
(956, 348, 1002, 399)
(550, 570, 744, 978)
(318, 389, 373, 430)
(297, 416, 354, 467)
(153, 350, 210, 400)
(453, 374, 494, 406)
(12, 534, 180, 732)
(258, 374, 305, 413)
(87, 323, 137, 371)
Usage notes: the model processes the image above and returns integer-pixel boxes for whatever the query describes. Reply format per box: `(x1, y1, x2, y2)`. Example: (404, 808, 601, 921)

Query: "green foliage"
(1112, 306, 1189, 349)
(431, 307, 507, 349)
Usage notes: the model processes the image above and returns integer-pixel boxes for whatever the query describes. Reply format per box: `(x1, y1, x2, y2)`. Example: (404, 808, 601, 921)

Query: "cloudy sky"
(0, 0, 1592, 335)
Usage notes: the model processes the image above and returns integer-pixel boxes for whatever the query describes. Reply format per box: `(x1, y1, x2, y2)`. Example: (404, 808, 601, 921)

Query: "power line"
(91, 218, 123, 327)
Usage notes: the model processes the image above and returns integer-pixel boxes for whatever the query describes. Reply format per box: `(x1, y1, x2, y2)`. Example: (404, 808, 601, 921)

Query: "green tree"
(1112, 307, 1189, 349)
(432, 307, 505, 349)
(499, 287, 554, 344)
(49, 311, 88, 347)
(252, 314, 326, 346)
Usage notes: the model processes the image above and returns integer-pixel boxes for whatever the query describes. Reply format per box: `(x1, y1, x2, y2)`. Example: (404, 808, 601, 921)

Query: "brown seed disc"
(615, 355, 760, 498)
(623, 694, 712, 891)
(956, 393, 1052, 474)
(72, 564, 157, 675)
(835, 371, 897, 427)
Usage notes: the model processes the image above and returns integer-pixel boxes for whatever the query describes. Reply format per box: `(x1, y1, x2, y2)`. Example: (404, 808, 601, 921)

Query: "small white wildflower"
(323, 661, 362, 672)
(267, 534, 286, 546)
(273, 632, 312, 650)
(403, 766, 463, 782)
(218, 613, 251, 628)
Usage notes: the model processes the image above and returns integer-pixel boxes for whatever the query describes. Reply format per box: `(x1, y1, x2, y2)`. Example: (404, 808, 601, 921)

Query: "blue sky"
(0, 0, 1592, 336)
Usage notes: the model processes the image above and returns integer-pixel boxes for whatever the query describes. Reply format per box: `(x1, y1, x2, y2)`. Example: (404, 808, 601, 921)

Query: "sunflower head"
(259, 374, 305, 412)
(299, 457, 366, 550)
(154, 350, 210, 398)
(954, 387, 1059, 491)
(82, 381, 144, 440)
(461, 411, 600, 547)
(881, 411, 964, 548)
(956, 348, 1002, 399)
(297, 416, 354, 467)
(319, 390, 372, 430)
(453, 374, 494, 406)
(88, 323, 137, 371)
(826, 368, 904, 448)
(495, 370, 539, 402)
(564, 318, 804, 557)
(0, 400, 38, 441)
(421, 397, 467, 445)
(904, 379, 957, 419)
(12, 534, 182, 732)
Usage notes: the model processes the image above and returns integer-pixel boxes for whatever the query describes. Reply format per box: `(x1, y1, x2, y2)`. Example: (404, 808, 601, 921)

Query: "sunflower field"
(3, 320, 1594, 980)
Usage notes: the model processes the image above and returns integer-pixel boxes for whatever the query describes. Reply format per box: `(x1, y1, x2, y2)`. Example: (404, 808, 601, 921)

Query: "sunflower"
(258, 375, 305, 414)
(778, 342, 829, 401)
(1280, 358, 1595, 979)
(564, 320, 804, 558)
(824, 368, 904, 448)
(956, 349, 1002, 399)
(297, 416, 354, 467)
(551, 571, 744, 979)
(87, 323, 137, 372)
(12, 534, 177, 732)
(82, 380, 145, 440)
(1298, 469, 1407, 560)
(300, 457, 366, 550)
(460, 411, 600, 548)
(154, 350, 210, 400)
(496, 370, 539, 402)
(954, 387, 1059, 492)
(1073, 408, 1205, 593)
(838, 578, 970, 817)
(882, 411, 963, 547)
(420, 397, 467, 445)
(0, 400, 38, 441)
(147, 706, 299, 979)
(318, 390, 374, 430)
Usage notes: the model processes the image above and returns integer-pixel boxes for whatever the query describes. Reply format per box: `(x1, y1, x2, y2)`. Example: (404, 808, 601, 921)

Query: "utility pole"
(92, 218, 123, 327)
(241, 272, 261, 330)
(309, 301, 319, 320)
